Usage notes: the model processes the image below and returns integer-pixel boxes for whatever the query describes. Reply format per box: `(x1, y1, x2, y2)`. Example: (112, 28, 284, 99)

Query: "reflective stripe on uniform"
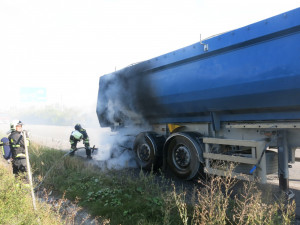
(12, 145, 21, 148)
(16, 153, 26, 158)
(72, 130, 83, 140)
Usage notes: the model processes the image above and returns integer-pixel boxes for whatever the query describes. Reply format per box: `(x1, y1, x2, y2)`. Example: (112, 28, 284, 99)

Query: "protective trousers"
(12, 158, 27, 176)
(86, 147, 91, 157)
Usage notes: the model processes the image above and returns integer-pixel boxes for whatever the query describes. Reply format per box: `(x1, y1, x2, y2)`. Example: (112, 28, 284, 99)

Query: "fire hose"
(23, 131, 37, 211)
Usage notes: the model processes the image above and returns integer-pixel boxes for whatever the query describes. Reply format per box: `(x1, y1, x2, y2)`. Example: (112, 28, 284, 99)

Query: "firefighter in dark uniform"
(8, 120, 30, 176)
(69, 124, 92, 159)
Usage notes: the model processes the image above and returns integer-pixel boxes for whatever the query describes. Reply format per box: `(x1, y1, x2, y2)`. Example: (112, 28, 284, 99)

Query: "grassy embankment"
(0, 160, 66, 224)
(29, 144, 296, 224)
(1, 142, 296, 224)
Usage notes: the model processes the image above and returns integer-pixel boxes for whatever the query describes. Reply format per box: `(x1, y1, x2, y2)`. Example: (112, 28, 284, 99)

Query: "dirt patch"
(36, 189, 102, 225)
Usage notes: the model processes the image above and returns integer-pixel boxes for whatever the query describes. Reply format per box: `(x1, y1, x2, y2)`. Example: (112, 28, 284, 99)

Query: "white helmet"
(10, 120, 23, 131)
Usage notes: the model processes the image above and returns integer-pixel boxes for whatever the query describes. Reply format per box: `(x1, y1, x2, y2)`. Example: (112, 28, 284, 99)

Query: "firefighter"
(8, 120, 30, 177)
(1, 137, 12, 163)
(69, 123, 92, 159)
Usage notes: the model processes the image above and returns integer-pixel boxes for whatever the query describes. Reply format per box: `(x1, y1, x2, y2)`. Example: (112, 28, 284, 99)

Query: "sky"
(0, 0, 299, 111)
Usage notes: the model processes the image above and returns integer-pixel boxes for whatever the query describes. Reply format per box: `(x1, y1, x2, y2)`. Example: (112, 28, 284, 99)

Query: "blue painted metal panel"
(97, 8, 300, 127)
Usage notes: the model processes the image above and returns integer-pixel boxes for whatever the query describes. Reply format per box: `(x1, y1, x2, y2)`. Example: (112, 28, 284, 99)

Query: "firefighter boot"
(86, 147, 92, 159)
(70, 145, 76, 156)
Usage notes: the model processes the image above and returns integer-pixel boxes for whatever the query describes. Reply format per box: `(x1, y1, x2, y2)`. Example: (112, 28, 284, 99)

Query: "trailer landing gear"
(277, 131, 295, 200)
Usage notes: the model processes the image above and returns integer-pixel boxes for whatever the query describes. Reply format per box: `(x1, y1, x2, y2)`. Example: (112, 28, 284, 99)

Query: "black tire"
(167, 135, 204, 180)
(133, 132, 165, 170)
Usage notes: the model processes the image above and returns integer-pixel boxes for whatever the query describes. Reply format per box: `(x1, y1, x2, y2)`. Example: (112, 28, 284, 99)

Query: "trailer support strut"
(277, 130, 289, 192)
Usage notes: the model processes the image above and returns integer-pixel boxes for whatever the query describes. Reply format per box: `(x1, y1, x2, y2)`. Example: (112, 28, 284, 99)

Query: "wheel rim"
(137, 143, 151, 162)
(172, 145, 191, 169)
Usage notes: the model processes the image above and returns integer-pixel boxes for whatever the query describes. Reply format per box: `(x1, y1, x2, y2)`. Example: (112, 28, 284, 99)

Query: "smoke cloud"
(97, 63, 165, 128)
(93, 126, 150, 171)
(94, 63, 164, 170)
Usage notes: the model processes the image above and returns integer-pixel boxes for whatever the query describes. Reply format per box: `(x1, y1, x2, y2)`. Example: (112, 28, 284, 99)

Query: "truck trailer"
(97, 8, 300, 192)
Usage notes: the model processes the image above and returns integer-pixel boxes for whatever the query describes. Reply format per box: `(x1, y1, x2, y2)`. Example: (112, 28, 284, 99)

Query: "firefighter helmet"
(75, 123, 82, 131)
(10, 120, 23, 131)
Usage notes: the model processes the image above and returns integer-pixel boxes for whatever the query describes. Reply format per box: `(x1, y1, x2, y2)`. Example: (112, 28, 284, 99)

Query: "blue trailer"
(97, 8, 300, 192)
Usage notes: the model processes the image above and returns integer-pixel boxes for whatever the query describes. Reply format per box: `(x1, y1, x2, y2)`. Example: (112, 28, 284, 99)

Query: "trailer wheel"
(133, 132, 165, 171)
(167, 134, 204, 180)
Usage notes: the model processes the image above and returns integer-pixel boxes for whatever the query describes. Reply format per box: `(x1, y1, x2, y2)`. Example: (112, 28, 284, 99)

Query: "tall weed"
(173, 163, 296, 225)
(0, 161, 62, 224)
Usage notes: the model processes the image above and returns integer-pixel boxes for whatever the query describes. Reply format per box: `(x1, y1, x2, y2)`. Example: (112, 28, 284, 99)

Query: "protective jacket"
(8, 131, 29, 175)
(9, 131, 26, 159)
(69, 128, 91, 157)
(70, 128, 90, 148)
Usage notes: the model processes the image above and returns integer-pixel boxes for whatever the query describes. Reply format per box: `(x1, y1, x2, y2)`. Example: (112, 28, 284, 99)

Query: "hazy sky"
(1, 0, 299, 109)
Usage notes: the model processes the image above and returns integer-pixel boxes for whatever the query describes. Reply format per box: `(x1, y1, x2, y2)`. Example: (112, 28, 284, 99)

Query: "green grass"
(0, 161, 63, 224)
(29, 144, 181, 224)
(26, 143, 297, 224)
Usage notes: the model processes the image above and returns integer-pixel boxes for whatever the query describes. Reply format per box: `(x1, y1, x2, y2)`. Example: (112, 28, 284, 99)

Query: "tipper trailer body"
(97, 8, 300, 191)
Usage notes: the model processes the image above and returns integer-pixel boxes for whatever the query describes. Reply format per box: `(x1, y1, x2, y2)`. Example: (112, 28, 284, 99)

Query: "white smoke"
(94, 64, 156, 170)
(93, 126, 150, 171)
